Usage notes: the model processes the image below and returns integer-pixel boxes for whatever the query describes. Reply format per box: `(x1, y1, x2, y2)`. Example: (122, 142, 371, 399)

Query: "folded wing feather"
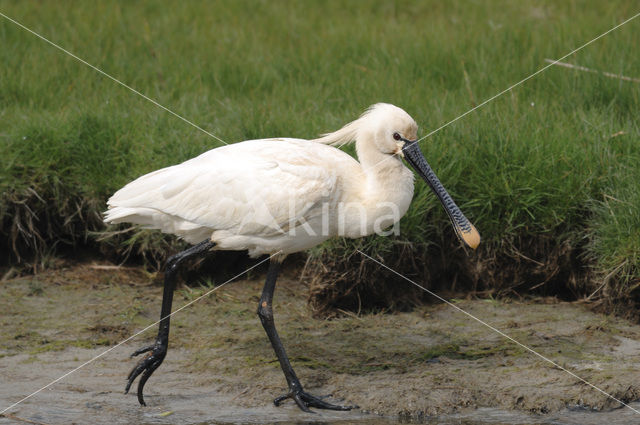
(104, 139, 353, 244)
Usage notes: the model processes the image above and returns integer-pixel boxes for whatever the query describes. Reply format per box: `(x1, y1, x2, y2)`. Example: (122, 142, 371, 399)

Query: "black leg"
(257, 258, 356, 412)
(125, 239, 216, 406)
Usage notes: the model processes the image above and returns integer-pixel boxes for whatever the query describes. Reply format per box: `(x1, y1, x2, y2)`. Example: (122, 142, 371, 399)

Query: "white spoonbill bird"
(104, 103, 480, 412)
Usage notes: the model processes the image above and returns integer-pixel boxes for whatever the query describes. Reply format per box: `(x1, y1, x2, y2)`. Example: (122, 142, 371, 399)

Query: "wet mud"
(1, 262, 639, 424)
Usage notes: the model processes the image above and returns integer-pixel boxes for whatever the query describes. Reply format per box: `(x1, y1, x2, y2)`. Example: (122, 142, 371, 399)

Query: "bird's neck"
(356, 138, 413, 193)
(347, 139, 415, 236)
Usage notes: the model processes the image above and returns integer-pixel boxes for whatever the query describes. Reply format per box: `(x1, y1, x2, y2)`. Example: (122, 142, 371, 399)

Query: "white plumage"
(110, 103, 480, 409)
(104, 103, 419, 256)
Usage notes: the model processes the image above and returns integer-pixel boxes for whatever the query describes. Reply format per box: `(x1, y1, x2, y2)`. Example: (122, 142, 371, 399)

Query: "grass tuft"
(1, 1, 639, 316)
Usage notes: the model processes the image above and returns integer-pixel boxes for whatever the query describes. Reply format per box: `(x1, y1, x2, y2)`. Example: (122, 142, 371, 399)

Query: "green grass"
(1, 1, 639, 311)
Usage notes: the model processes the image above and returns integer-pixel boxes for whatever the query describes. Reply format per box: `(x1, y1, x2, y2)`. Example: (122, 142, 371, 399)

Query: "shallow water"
(5, 402, 640, 425)
(195, 403, 640, 425)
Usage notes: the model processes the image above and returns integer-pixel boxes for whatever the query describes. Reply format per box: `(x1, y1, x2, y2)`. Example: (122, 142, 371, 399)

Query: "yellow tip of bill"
(457, 222, 481, 250)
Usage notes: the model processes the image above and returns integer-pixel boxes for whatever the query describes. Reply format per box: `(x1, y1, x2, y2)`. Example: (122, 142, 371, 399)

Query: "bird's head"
(314, 103, 480, 250)
(356, 104, 481, 249)
(356, 103, 419, 157)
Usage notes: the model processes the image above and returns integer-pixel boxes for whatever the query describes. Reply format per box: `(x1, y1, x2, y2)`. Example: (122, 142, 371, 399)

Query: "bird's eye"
(392, 132, 401, 141)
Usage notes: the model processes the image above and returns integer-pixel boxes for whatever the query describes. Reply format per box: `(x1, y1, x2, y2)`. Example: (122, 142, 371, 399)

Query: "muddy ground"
(1, 261, 640, 424)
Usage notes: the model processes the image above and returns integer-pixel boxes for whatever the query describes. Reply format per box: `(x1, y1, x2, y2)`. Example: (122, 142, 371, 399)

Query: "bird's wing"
(105, 139, 356, 239)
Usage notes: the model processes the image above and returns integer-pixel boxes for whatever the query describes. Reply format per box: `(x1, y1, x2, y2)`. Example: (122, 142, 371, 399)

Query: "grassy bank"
(1, 1, 639, 313)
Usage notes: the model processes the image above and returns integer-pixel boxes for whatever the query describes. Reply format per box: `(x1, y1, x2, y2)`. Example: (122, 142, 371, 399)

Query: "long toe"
(274, 389, 356, 412)
(125, 353, 151, 393)
(124, 344, 166, 405)
(301, 392, 356, 411)
(131, 344, 155, 357)
(136, 364, 159, 406)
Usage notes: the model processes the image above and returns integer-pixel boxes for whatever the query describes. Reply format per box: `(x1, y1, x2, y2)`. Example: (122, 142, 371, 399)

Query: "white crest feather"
(312, 103, 388, 147)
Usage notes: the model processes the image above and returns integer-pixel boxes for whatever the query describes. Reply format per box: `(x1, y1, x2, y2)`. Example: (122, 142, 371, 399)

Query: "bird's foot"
(274, 388, 357, 412)
(125, 341, 167, 406)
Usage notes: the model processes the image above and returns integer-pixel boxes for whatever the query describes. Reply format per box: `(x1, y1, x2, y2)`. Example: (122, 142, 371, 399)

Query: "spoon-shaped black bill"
(402, 140, 480, 249)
